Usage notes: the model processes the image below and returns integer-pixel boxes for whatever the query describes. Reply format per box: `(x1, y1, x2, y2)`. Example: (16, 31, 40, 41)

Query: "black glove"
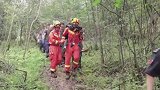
(71, 43, 75, 47)
(67, 24, 74, 31)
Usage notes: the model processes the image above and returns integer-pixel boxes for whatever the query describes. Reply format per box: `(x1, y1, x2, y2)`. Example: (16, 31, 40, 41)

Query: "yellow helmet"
(53, 20, 61, 26)
(71, 18, 79, 24)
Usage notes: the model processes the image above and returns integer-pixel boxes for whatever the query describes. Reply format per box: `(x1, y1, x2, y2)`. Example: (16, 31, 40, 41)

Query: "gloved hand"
(71, 43, 75, 47)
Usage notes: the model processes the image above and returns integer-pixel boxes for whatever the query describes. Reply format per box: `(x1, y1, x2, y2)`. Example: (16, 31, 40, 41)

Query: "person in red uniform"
(62, 18, 83, 80)
(48, 20, 65, 78)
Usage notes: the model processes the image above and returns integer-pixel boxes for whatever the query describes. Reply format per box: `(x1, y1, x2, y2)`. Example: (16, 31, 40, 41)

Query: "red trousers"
(65, 43, 80, 72)
(49, 45, 62, 72)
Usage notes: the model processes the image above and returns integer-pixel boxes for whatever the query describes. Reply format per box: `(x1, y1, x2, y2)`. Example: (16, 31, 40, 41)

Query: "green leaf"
(93, 0, 101, 6)
(114, 0, 122, 8)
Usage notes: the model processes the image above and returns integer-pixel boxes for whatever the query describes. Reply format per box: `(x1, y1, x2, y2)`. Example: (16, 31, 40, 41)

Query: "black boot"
(51, 71, 57, 78)
(72, 69, 77, 77)
(77, 68, 82, 75)
(65, 72, 71, 80)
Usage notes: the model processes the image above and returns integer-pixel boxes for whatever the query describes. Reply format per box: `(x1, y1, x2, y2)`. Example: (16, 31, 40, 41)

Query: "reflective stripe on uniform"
(65, 65, 70, 68)
(50, 68, 56, 72)
(54, 34, 59, 38)
(73, 61, 78, 65)
(62, 36, 65, 39)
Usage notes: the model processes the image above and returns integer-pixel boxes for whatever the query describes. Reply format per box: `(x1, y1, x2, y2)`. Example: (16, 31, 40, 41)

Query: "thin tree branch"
(23, 0, 42, 59)
(15, 69, 27, 82)
(149, 4, 160, 16)
(99, 3, 121, 18)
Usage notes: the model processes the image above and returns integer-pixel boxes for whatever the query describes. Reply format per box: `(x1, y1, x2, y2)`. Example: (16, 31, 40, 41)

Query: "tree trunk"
(90, 0, 98, 50)
(96, 6, 105, 65)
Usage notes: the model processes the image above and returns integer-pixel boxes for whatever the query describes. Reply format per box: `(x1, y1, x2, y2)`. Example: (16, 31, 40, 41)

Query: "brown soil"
(42, 66, 86, 90)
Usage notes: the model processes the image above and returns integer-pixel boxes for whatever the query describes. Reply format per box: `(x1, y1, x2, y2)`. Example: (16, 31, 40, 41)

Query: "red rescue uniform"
(48, 29, 62, 72)
(62, 27, 83, 73)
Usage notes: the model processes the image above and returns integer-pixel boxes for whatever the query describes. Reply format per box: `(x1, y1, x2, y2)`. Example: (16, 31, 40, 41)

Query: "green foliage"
(0, 45, 48, 90)
(80, 48, 147, 89)
(0, 0, 160, 89)
(92, 0, 101, 6)
(114, 0, 123, 8)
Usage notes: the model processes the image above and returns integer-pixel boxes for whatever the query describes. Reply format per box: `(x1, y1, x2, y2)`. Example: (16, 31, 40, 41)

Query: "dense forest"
(0, 0, 160, 90)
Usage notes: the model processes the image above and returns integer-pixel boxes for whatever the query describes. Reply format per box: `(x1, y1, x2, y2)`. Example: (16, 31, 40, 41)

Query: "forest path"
(41, 65, 86, 90)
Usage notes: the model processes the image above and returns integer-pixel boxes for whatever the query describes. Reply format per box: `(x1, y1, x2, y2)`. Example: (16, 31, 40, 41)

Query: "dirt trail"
(42, 66, 85, 90)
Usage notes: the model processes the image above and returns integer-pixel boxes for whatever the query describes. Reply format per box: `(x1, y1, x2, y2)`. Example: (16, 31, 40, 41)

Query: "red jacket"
(62, 27, 83, 44)
(48, 29, 61, 46)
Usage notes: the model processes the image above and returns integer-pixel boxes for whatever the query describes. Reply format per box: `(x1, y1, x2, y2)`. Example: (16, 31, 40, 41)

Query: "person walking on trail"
(37, 30, 44, 52)
(145, 48, 160, 90)
(42, 24, 51, 58)
(62, 18, 83, 80)
(48, 20, 65, 78)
